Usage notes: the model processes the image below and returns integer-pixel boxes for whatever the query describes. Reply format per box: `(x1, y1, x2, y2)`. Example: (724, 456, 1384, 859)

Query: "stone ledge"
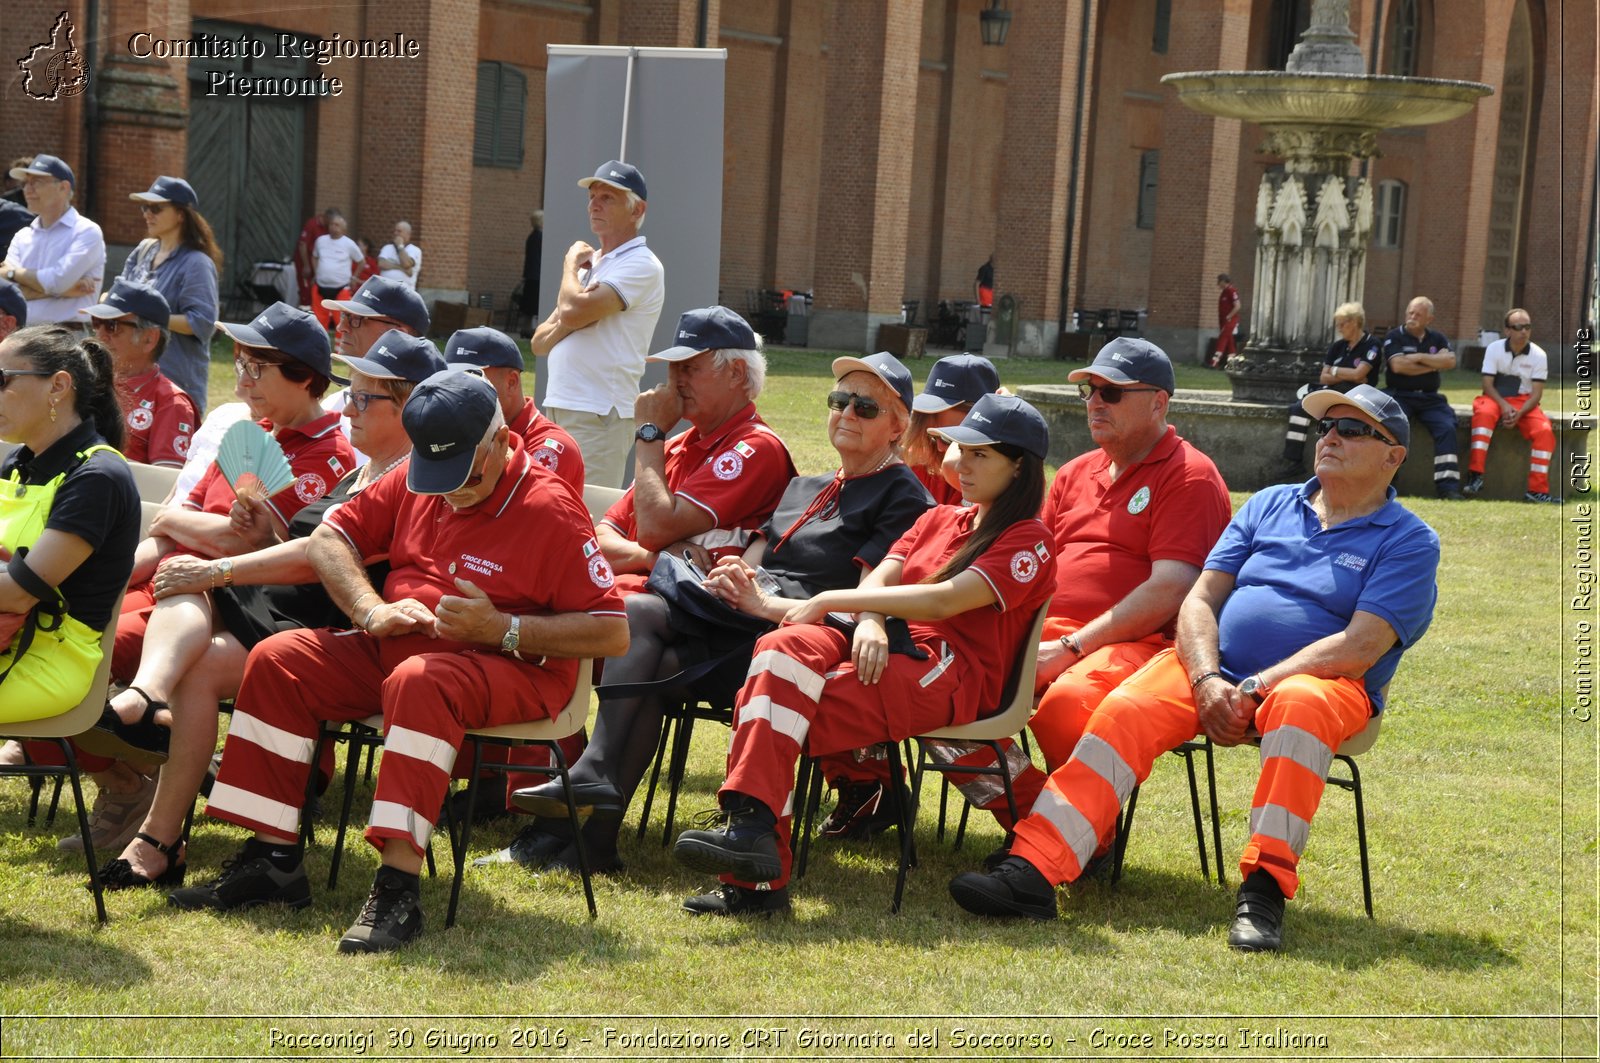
(1018, 384, 1590, 501)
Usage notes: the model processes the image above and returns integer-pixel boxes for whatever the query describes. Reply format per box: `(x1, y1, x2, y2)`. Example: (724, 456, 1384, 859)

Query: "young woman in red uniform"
(672, 393, 1056, 916)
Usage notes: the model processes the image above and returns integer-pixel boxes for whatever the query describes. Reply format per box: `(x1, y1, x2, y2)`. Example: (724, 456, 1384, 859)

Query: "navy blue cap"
(650, 306, 758, 362)
(403, 370, 502, 494)
(10, 154, 74, 187)
(218, 302, 339, 381)
(334, 329, 446, 384)
(1301, 383, 1410, 450)
(1068, 337, 1175, 394)
(914, 354, 1001, 413)
(930, 393, 1050, 461)
(578, 160, 648, 201)
(320, 276, 430, 336)
(445, 326, 524, 372)
(129, 176, 198, 207)
(81, 278, 171, 326)
(831, 351, 915, 414)
(0, 279, 25, 329)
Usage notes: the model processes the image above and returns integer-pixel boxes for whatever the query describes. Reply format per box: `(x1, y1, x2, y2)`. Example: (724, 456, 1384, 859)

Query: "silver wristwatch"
(500, 613, 522, 659)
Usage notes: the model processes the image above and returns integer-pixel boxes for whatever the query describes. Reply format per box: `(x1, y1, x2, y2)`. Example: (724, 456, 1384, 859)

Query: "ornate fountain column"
(1163, 0, 1489, 403)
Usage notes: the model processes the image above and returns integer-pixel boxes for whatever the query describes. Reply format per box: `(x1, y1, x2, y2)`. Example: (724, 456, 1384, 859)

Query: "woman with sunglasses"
(83, 332, 443, 890)
(1280, 302, 1381, 481)
(0, 327, 138, 726)
(503, 353, 933, 874)
(904, 354, 1002, 505)
(671, 393, 1056, 916)
(119, 177, 222, 415)
(65, 303, 353, 863)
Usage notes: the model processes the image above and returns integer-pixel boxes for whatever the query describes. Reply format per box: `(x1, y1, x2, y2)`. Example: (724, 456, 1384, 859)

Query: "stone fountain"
(1162, 0, 1491, 403)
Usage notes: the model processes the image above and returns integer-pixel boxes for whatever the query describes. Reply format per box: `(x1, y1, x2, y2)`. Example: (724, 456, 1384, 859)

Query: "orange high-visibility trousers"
(1469, 394, 1555, 493)
(1009, 648, 1371, 898)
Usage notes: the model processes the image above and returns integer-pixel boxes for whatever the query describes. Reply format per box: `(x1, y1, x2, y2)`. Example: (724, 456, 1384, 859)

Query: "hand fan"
(216, 420, 295, 505)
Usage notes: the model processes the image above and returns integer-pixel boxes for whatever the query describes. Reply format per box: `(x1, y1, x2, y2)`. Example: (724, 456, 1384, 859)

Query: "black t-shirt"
(1382, 326, 1451, 392)
(1323, 334, 1382, 393)
(2, 420, 139, 630)
(757, 464, 933, 597)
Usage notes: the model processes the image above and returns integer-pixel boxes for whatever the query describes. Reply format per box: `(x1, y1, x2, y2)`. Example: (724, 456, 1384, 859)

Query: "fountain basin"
(1161, 71, 1491, 132)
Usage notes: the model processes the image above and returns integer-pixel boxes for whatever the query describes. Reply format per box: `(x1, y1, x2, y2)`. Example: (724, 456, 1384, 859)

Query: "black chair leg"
(659, 712, 696, 847)
(326, 728, 371, 890)
(1203, 739, 1225, 888)
(1181, 745, 1211, 883)
(636, 705, 675, 842)
(1333, 754, 1373, 918)
(792, 756, 823, 879)
(445, 741, 484, 928)
(886, 742, 916, 913)
(550, 742, 597, 919)
(1111, 784, 1139, 886)
(61, 740, 107, 924)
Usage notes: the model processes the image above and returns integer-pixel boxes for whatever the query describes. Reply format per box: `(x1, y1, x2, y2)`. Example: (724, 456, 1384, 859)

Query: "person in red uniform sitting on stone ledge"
(81, 278, 196, 468)
(671, 393, 1056, 917)
(168, 369, 629, 953)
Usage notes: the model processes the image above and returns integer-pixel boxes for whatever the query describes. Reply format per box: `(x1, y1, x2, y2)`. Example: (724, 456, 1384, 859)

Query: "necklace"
(357, 453, 407, 489)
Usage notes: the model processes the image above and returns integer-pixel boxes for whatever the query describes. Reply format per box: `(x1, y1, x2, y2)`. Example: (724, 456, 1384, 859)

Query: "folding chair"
(636, 688, 736, 846)
(0, 593, 125, 923)
(582, 484, 623, 524)
(127, 460, 180, 506)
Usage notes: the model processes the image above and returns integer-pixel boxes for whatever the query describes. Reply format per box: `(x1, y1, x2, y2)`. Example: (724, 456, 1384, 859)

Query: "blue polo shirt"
(1204, 481, 1439, 713)
(1381, 325, 1451, 393)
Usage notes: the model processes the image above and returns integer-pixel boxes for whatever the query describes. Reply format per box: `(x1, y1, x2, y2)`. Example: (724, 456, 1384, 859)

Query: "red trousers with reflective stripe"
(205, 627, 569, 858)
(720, 624, 963, 890)
(1010, 648, 1370, 898)
(1468, 394, 1555, 492)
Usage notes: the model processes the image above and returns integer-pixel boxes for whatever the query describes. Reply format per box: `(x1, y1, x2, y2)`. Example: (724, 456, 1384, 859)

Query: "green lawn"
(1, 344, 1592, 1060)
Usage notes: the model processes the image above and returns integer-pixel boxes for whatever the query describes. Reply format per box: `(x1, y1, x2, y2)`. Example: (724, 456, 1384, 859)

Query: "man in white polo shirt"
(531, 160, 666, 488)
(0, 154, 104, 325)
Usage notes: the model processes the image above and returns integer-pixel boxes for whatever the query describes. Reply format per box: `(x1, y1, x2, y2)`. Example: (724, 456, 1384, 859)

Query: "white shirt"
(1481, 338, 1547, 396)
(3, 206, 105, 323)
(377, 241, 421, 287)
(543, 236, 666, 417)
(313, 234, 363, 289)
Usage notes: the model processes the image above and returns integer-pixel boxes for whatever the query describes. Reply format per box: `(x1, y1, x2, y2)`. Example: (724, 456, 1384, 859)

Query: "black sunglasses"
(1077, 381, 1163, 404)
(0, 368, 53, 390)
(1318, 417, 1398, 446)
(827, 390, 882, 419)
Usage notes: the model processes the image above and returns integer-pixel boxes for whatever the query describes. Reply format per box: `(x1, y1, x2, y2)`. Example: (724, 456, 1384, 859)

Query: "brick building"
(2, 0, 1593, 363)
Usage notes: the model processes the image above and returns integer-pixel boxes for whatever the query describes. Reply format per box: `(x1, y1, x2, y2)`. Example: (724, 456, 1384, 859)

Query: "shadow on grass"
(0, 914, 155, 984)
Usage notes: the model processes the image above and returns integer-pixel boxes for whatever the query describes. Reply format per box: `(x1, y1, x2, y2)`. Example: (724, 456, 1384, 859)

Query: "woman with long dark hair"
(0, 326, 138, 723)
(120, 177, 222, 414)
(671, 394, 1056, 916)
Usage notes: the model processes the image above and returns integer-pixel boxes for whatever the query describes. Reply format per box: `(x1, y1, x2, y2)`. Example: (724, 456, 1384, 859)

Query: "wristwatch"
(4, 267, 13, 282)
(1239, 674, 1269, 706)
(500, 612, 523, 660)
(216, 557, 234, 587)
(635, 423, 665, 444)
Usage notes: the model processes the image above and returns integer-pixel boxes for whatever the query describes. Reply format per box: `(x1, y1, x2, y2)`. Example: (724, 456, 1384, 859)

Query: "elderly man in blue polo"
(950, 384, 1439, 954)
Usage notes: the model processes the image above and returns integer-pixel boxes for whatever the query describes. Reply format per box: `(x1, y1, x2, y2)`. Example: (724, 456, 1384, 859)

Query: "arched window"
(1388, 0, 1421, 76)
(1374, 180, 1406, 249)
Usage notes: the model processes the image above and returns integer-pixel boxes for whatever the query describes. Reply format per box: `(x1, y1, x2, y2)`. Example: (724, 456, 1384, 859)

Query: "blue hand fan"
(216, 420, 296, 503)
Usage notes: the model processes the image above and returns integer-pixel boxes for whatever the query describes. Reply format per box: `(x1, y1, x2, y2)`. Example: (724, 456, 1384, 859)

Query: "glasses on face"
(92, 318, 136, 337)
(138, 203, 168, 215)
(1507, 322, 1531, 331)
(1077, 382, 1162, 404)
(458, 446, 492, 491)
(346, 389, 395, 413)
(338, 312, 402, 332)
(234, 357, 278, 381)
(827, 391, 882, 419)
(0, 367, 52, 390)
(1318, 417, 1397, 446)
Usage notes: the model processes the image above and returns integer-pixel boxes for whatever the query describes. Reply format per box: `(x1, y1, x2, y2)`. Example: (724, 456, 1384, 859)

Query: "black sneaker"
(167, 851, 312, 911)
(472, 824, 570, 868)
(1227, 869, 1286, 952)
(682, 882, 791, 917)
(673, 806, 781, 882)
(817, 780, 900, 841)
(948, 856, 1058, 921)
(1525, 490, 1559, 504)
(338, 868, 424, 954)
(1462, 472, 1485, 496)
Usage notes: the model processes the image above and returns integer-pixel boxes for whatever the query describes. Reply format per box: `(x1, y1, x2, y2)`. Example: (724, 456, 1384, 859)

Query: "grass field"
(0, 343, 1593, 1060)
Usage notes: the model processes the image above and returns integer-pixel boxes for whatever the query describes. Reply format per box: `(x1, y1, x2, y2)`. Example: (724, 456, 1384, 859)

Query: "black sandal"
(78, 686, 171, 764)
(95, 832, 186, 891)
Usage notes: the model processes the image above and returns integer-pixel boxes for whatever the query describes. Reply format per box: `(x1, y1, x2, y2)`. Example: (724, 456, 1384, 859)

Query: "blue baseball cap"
(403, 370, 502, 494)
(0, 279, 25, 329)
(129, 176, 198, 207)
(930, 393, 1050, 461)
(334, 329, 446, 383)
(650, 306, 758, 362)
(81, 278, 171, 326)
(1068, 337, 1176, 394)
(831, 351, 916, 414)
(218, 302, 340, 381)
(578, 159, 648, 201)
(1301, 383, 1411, 450)
(445, 326, 524, 372)
(320, 276, 430, 336)
(10, 154, 74, 187)
(914, 354, 1001, 413)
